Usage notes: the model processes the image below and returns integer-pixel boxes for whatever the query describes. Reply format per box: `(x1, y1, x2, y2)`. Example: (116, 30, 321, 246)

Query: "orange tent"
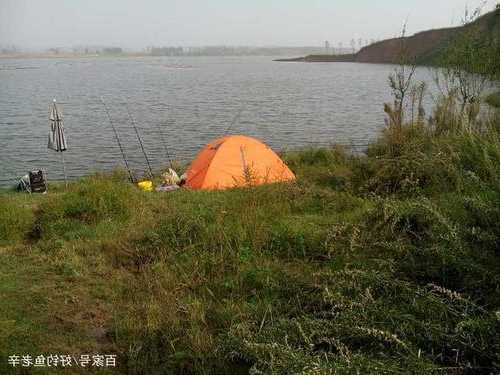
(186, 135, 296, 190)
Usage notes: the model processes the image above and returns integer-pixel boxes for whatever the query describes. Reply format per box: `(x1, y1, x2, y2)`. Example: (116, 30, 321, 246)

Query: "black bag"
(29, 170, 47, 193)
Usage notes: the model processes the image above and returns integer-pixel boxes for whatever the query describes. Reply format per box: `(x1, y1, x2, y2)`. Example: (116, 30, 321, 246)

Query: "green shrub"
(451, 134, 500, 186)
(486, 90, 500, 108)
(357, 125, 461, 195)
(267, 218, 332, 259)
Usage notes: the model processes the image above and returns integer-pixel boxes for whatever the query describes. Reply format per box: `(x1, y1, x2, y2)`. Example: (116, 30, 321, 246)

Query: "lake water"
(0, 56, 438, 186)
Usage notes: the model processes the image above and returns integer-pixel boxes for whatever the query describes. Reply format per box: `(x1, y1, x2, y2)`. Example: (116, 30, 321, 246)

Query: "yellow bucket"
(138, 180, 153, 192)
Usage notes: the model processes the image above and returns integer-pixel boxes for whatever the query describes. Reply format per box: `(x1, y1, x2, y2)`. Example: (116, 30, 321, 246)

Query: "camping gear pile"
(135, 135, 296, 192)
(154, 168, 183, 192)
(17, 170, 48, 194)
(161, 168, 181, 185)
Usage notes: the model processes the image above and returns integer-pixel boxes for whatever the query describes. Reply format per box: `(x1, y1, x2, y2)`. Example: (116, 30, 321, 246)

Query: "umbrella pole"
(61, 152, 68, 187)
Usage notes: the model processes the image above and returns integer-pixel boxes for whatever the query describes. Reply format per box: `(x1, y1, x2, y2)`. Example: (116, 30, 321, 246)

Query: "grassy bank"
(1, 114, 500, 373)
(487, 91, 500, 108)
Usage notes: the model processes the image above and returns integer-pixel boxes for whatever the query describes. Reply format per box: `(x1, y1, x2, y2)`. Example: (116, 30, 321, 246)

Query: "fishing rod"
(100, 96, 135, 183)
(124, 100, 154, 179)
(156, 119, 174, 168)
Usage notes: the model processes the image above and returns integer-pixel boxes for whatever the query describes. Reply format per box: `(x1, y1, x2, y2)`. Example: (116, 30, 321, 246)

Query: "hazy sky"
(0, 0, 496, 49)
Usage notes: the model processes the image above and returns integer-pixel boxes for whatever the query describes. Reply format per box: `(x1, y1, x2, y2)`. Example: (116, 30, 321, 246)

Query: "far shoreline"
(0, 52, 150, 60)
(274, 54, 356, 63)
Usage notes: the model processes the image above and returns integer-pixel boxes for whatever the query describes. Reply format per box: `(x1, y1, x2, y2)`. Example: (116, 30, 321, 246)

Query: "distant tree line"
(151, 47, 184, 56)
(0, 45, 18, 54)
(148, 46, 334, 57)
(102, 47, 123, 55)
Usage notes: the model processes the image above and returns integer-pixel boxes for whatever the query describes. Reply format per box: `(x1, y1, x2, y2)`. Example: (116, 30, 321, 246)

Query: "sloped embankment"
(277, 8, 500, 65)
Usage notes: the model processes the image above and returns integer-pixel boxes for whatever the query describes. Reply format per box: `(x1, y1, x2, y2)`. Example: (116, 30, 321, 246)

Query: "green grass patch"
(0, 194, 35, 245)
(486, 90, 500, 108)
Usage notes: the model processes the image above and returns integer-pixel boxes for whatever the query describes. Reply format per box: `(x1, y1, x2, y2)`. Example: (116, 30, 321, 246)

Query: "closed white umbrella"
(48, 99, 68, 185)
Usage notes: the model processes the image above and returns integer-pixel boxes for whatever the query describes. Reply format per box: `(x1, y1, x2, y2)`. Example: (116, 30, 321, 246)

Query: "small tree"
(385, 22, 419, 130)
(434, 4, 496, 129)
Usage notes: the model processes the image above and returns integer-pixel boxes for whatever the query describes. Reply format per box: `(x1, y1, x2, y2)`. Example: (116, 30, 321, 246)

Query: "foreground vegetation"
(1, 105, 500, 373)
(487, 91, 500, 108)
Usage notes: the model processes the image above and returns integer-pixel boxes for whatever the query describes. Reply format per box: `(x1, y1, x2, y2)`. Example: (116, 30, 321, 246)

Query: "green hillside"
(278, 7, 500, 72)
(415, 8, 500, 65)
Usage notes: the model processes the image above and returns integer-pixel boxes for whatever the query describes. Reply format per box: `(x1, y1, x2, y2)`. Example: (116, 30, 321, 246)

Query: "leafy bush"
(486, 91, 500, 108)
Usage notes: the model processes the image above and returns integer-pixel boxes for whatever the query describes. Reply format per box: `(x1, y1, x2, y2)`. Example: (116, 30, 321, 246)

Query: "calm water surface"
(0, 56, 438, 186)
